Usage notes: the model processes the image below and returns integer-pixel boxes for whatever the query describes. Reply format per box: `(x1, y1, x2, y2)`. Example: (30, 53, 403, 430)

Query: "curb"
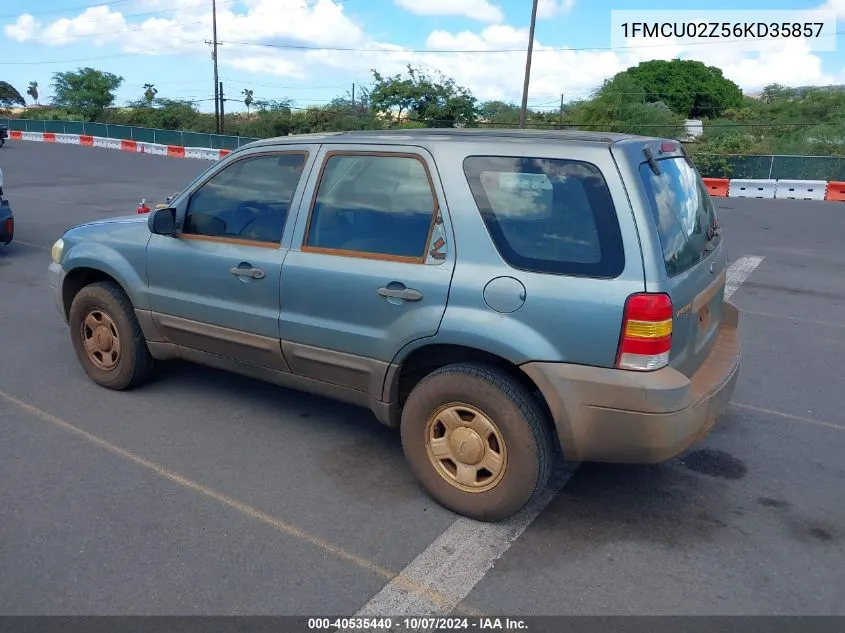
(8, 130, 232, 161)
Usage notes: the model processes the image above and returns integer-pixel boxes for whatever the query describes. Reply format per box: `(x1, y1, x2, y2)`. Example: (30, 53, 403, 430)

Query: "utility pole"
(558, 93, 564, 129)
(205, 0, 221, 134)
(351, 84, 356, 107)
(219, 81, 225, 134)
(518, 0, 539, 129)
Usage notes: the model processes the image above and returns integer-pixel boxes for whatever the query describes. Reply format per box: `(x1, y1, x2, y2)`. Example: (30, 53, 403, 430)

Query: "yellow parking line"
(731, 402, 844, 432)
(0, 389, 480, 614)
(10, 239, 48, 250)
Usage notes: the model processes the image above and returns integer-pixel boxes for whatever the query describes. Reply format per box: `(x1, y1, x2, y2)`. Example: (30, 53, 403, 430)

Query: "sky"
(2, 0, 845, 114)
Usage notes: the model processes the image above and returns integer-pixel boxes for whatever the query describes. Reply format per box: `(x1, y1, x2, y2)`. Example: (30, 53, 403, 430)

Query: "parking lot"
(1, 140, 843, 616)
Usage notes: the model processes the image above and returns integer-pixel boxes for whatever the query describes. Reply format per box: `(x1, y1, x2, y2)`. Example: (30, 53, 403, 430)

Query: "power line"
(0, 0, 235, 22)
(0, 44, 206, 65)
(224, 31, 845, 54)
(0, 0, 133, 19)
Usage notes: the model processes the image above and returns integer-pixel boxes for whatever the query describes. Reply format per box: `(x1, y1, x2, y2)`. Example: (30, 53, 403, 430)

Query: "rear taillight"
(6, 218, 12, 233)
(616, 293, 673, 371)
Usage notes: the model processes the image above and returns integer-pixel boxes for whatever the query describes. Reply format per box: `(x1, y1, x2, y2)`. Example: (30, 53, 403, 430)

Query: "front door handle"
(230, 266, 265, 279)
(377, 285, 423, 301)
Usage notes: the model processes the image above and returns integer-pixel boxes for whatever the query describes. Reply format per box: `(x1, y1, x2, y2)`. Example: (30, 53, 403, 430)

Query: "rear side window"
(638, 157, 720, 277)
(463, 156, 625, 278)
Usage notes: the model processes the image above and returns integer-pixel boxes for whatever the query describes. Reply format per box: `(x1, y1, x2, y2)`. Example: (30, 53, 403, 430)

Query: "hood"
(66, 213, 149, 233)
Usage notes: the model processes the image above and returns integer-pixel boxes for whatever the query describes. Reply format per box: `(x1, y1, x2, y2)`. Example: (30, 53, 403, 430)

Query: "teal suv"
(48, 129, 740, 521)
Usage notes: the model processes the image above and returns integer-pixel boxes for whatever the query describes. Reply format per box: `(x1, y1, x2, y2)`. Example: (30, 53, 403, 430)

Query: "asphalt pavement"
(0, 140, 843, 616)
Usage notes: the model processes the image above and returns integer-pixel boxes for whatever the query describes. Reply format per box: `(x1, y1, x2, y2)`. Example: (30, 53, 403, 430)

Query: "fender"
(61, 239, 151, 311)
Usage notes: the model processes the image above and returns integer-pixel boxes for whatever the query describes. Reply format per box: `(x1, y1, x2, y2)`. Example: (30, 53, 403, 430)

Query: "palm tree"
(243, 88, 254, 114)
(26, 81, 38, 105)
(143, 83, 157, 105)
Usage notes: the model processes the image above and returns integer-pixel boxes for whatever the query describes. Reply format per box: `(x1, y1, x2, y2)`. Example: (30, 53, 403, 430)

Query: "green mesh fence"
(690, 153, 845, 181)
(3, 118, 845, 181)
(0, 118, 259, 149)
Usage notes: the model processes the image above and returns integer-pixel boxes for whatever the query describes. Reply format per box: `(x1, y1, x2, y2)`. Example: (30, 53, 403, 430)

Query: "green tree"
(0, 81, 26, 108)
(615, 59, 743, 119)
(50, 67, 124, 120)
(369, 65, 478, 127)
(478, 100, 521, 125)
(566, 74, 686, 137)
(26, 81, 39, 104)
(143, 83, 157, 105)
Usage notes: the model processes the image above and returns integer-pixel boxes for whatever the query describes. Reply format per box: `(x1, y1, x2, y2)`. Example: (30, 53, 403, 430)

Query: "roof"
(241, 127, 648, 149)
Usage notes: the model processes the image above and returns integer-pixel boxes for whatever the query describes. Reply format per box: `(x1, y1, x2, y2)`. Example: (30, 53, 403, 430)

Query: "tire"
(68, 281, 155, 390)
(400, 362, 554, 522)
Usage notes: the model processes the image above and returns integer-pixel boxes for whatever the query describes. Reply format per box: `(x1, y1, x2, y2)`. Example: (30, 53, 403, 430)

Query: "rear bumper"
(0, 204, 12, 244)
(521, 301, 741, 463)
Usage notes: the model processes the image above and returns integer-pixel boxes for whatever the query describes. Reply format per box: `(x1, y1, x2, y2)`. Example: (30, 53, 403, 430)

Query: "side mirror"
(148, 207, 177, 236)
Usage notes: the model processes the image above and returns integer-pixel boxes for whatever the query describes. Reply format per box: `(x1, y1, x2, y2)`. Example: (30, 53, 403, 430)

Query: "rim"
(424, 403, 508, 494)
(80, 308, 121, 371)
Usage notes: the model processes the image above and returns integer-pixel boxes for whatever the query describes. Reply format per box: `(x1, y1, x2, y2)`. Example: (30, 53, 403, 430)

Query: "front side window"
(183, 152, 307, 244)
(304, 153, 437, 260)
(463, 156, 625, 277)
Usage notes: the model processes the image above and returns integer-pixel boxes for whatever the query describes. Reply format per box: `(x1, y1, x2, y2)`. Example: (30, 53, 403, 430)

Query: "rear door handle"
(377, 285, 423, 301)
(230, 266, 265, 279)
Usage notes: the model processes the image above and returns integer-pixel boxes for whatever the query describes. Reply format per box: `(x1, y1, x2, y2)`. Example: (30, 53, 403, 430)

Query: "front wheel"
(68, 281, 155, 390)
(400, 362, 554, 521)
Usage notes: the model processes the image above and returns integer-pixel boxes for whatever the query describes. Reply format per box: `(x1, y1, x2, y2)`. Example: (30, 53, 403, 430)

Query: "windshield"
(639, 156, 720, 277)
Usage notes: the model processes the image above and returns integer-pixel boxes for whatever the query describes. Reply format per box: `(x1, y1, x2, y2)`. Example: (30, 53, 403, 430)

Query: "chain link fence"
(4, 118, 845, 182)
(690, 153, 845, 181)
(0, 118, 260, 150)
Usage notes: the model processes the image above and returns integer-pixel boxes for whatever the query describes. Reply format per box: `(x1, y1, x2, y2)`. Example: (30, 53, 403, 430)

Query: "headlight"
(51, 238, 64, 264)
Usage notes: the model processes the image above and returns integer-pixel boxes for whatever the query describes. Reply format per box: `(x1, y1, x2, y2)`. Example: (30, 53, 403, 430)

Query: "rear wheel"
(68, 281, 155, 390)
(400, 362, 554, 521)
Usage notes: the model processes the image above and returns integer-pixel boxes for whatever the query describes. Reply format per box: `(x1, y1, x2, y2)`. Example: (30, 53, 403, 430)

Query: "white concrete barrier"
(775, 179, 827, 201)
(55, 133, 80, 144)
(139, 142, 167, 156)
(728, 179, 777, 199)
(22, 131, 44, 142)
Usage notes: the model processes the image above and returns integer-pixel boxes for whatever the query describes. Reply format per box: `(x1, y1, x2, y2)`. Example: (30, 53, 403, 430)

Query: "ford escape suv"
(48, 129, 740, 522)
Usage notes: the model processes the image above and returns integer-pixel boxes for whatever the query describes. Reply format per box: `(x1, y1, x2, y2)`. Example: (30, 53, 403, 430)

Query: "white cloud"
(393, 0, 503, 23)
(537, 0, 576, 20)
(3, 0, 843, 108)
(818, 0, 845, 21)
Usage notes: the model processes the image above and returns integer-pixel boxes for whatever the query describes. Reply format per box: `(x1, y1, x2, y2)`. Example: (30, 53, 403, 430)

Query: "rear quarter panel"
(610, 138, 730, 377)
(399, 139, 647, 367)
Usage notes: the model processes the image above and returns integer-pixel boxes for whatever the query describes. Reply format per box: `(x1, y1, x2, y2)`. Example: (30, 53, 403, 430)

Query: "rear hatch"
(634, 143, 727, 378)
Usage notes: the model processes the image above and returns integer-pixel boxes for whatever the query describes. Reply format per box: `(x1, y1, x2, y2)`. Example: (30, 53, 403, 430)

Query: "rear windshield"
(463, 156, 625, 278)
(639, 157, 720, 277)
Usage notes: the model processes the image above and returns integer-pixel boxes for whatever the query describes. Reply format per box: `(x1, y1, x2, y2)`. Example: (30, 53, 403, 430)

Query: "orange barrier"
(825, 181, 845, 202)
(120, 139, 137, 152)
(80, 135, 94, 146)
(43, 132, 56, 143)
(702, 177, 729, 197)
(167, 145, 185, 158)
(220, 149, 231, 157)
(9, 131, 22, 140)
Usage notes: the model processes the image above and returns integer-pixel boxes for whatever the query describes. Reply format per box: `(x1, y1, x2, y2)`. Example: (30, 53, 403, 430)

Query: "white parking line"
(725, 255, 764, 300)
(353, 254, 766, 621)
(355, 467, 573, 618)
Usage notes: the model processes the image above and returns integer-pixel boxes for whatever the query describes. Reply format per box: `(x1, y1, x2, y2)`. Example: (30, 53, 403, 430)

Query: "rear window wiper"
(643, 147, 660, 175)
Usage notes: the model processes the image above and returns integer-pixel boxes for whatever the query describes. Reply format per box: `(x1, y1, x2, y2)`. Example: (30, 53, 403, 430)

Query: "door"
(279, 145, 456, 396)
(145, 148, 315, 371)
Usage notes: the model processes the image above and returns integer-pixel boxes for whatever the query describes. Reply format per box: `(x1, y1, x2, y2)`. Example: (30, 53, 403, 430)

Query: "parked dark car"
(0, 166, 13, 245)
(0, 125, 8, 148)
